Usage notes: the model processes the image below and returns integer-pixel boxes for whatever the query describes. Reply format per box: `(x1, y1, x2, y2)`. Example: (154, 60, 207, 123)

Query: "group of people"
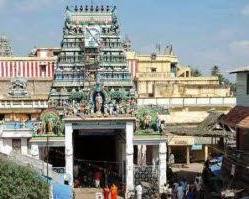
(161, 175, 203, 199)
(102, 184, 118, 199)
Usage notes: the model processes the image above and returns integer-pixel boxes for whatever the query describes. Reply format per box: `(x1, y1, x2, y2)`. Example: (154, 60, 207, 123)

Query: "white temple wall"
(2, 138, 12, 155)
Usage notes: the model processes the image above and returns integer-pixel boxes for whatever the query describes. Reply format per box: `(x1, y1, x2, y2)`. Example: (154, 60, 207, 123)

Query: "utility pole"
(46, 133, 49, 184)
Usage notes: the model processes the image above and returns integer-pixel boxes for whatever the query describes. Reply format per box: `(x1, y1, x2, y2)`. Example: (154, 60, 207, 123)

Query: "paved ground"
(74, 188, 124, 199)
(171, 163, 204, 183)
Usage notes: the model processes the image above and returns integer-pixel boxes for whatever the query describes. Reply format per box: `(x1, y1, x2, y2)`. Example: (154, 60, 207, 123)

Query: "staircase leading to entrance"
(74, 188, 103, 199)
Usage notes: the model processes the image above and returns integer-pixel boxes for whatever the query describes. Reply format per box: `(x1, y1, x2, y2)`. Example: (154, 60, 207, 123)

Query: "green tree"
(211, 65, 220, 76)
(192, 69, 202, 77)
(0, 158, 49, 199)
(210, 65, 236, 94)
(188, 65, 202, 77)
(211, 65, 225, 84)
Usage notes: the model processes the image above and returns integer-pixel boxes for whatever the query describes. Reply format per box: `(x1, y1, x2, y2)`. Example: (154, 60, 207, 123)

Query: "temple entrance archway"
(73, 129, 125, 188)
(64, 117, 135, 193)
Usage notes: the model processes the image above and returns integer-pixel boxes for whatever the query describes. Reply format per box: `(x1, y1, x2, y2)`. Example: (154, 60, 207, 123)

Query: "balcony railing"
(0, 101, 48, 109)
(137, 97, 236, 107)
(136, 72, 173, 80)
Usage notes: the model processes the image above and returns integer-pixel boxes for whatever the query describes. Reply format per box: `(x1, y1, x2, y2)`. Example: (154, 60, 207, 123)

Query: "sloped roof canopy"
(220, 106, 249, 129)
(166, 112, 229, 137)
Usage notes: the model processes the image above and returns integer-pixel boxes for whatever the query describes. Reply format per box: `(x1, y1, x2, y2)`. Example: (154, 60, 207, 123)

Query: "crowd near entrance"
(72, 129, 126, 190)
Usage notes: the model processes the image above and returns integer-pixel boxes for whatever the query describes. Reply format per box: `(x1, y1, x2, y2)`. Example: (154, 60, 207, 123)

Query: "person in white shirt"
(194, 174, 202, 192)
(177, 184, 184, 199)
(135, 184, 142, 199)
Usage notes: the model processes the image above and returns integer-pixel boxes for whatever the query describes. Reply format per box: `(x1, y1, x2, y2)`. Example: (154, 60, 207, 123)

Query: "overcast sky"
(0, 0, 249, 77)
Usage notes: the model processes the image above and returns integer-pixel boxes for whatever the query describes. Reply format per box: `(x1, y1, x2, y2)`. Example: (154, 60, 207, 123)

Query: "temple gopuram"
(42, 5, 166, 196)
(49, 5, 134, 114)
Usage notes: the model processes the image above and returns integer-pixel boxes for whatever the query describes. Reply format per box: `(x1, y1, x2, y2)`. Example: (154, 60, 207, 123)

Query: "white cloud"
(241, 4, 249, 16)
(229, 40, 249, 55)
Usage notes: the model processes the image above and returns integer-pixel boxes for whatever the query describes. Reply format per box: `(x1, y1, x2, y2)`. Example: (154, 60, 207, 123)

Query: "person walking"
(103, 185, 110, 199)
(110, 184, 118, 199)
(180, 178, 188, 195)
(186, 185, 196, 199)
(172, 183, 178, 199)
(94, 169, 102, 188)
(177, 183, 184, 199)
(135, 184, 142, 199)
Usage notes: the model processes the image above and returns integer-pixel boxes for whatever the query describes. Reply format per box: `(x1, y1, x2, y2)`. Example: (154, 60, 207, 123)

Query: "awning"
(220, 106, 249, 129)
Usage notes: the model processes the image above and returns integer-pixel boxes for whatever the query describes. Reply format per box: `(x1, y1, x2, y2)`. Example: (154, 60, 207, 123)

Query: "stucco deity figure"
(95, 93, 103, 114)
(47, 119, 53, 134)
(115, 104, 120, 115)
(144, 114, 152, 129)
(104, 104, 109, 115)
(109, 103, 114, 115)
(156, 113, 161, 131)
(8, 77, 29, 97)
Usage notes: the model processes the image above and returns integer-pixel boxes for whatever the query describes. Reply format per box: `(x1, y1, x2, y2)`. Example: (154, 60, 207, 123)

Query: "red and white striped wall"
(0, 59, 55, 78)
(127, 59, 138, 78)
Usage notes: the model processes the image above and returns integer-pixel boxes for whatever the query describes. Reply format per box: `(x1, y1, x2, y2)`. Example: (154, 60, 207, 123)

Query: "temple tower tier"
(49, 5, 134, 109)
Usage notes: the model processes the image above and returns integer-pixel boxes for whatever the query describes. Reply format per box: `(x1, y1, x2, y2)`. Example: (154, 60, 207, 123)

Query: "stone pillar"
(21, 138, 28, 155)
(121, 141, 126, 183)
(152, 145, 159, 172)
(30, 143, 39, 159)
(186, 146, 190, 164)
(204, 145, 208, 161)
(126, 121, 134, 193)
(159, 141, 167, 193)
(65, 123, 73, 186)
(137, 144, 146, 166)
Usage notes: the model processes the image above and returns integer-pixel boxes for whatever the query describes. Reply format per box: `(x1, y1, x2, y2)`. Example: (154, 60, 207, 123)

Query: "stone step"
(74, 188, 103, 199)
(74, 188, 124, 199)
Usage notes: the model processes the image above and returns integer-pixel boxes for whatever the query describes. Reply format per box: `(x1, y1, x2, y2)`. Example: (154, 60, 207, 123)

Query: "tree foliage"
(189, 66, 202, 77)
(0, 158, 49, 199)
(210, 65, 236, 94)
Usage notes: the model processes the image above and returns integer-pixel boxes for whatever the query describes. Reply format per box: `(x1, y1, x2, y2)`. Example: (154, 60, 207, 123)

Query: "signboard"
(209, 156, 223, 176)
(84, 25, 101, 48)
(191, 144, 203, 150)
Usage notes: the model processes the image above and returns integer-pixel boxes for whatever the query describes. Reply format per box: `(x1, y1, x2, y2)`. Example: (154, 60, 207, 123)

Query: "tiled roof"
(166, 112, 229, 137)
(220, 106, 249, 128)
(237, 116, 249, 128)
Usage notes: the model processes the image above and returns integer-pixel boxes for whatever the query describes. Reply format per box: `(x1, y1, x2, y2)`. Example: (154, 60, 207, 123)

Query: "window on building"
(40, 65, 46, 77)
(170, 63, 177, 74)
(0, 114, 4, 120)
(247, 73, 249, 95)
(151, 67, 157, 72)
(186, 71, 190, 77)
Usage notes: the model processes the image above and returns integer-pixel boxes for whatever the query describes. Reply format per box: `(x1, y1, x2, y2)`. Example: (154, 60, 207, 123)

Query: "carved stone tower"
(49, 5, 134, 109)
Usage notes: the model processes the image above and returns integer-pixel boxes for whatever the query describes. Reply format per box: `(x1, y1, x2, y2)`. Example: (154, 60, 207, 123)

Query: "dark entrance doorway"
(74, 134, 116, 162)
(73, 130, 125, 188)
